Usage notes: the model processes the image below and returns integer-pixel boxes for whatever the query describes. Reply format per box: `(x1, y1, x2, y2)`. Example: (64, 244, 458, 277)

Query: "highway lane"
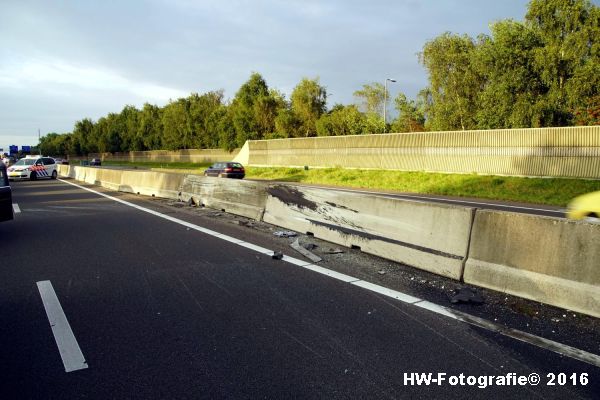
(1, 179, 597, 399)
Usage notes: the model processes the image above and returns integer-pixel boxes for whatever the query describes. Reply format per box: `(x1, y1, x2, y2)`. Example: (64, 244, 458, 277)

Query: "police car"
(7, 155, 58, 181)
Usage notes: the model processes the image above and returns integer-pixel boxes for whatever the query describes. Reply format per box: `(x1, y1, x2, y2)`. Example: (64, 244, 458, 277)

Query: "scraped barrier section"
(464, 211, 600, 318)
(179, 175, 268, 220)
(262, 184, 475, 280)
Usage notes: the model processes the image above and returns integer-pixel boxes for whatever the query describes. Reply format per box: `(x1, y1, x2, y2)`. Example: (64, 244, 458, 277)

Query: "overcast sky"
(0, 0, 530, 150)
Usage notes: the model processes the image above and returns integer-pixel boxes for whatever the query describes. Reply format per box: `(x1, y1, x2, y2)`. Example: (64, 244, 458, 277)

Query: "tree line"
(40, 0, 599, 157)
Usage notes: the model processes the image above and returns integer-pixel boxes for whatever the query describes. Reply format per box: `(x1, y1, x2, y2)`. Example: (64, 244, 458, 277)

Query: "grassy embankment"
(103, 161, 600, 207)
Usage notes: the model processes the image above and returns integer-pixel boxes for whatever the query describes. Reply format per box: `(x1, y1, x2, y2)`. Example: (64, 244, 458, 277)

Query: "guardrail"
(58, 165, 600, 318)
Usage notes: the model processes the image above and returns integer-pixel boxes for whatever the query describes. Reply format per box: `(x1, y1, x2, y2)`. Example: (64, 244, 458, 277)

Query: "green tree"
(230, 73, 272, 145)
(391, 92, 426, 132)
(202, 105, 227, 149)
(65, 133, 82, 156)
(38, 133, 61, 156)
(274, 108, 301, 137)
(216, 107, 237, 151)
(526, 0, 600, 125)
(252, 90, 280, 136)
(290, 77, 327, 137)
(473, 20, 546, 128)
(72, 118, 96, 155)
(138, 103, 163, 150)
(119, 105, 141, 150)
(189, 91, 224, 148)
(94, 113, 123, 153)
(363, 112, 385, 134)
(162, 98, 193, 150)
(316, 104, 367, 136)
(420, 33, 483, 130)
(573, 95, 600, 125)
(353, 82, 386, 116)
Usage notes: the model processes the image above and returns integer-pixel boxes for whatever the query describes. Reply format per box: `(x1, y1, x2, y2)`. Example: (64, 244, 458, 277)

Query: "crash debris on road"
(290, 238, 322, 263)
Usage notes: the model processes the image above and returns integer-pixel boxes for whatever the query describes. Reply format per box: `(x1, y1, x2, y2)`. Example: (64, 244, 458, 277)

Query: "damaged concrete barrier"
(464, 211, 600, 318)
(263, 184, 475, 279)
(179, 175, 268, 220)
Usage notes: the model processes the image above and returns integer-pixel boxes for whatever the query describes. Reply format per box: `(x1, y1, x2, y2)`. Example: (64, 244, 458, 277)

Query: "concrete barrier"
(262, 184, 475, 279)
(96, 169, 124, 191)
(57, 165, 73, 178)
(58, 166, 184, 200)
(180, 175, 268, 220)
(464, 211, 600, 318)
(73, 166, 98, 184)
(119, 170, 184, 199)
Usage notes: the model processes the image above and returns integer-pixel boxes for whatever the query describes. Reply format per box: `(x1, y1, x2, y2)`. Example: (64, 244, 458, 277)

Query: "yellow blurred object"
(567, 191, 600, 220)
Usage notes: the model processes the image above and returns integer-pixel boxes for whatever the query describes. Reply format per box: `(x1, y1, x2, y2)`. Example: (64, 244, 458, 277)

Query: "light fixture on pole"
(384, 78, 396, 133)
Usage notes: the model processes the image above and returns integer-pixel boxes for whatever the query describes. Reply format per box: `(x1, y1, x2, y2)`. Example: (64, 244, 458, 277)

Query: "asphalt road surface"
(1, 179, 597, 399)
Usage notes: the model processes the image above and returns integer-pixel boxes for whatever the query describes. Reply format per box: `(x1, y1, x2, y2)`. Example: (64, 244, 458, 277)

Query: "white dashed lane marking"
(37, 280, 88, 373)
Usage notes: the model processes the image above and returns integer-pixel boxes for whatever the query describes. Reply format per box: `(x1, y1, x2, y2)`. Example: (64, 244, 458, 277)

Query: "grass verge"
(246, 167, 600, 206)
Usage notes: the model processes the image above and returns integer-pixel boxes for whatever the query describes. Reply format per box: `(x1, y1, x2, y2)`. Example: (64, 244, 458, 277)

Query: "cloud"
(0, 0, 530, 146)
(0, 58, 187, 102)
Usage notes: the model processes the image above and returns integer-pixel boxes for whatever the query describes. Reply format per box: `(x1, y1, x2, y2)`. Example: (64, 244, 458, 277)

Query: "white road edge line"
(36, 280, 88, 373)
(13, 203, 21, 213)
(58, 178, 600, 368)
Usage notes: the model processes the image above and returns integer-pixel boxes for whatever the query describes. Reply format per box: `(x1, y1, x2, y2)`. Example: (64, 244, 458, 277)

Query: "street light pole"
(384, 78, 396, 133)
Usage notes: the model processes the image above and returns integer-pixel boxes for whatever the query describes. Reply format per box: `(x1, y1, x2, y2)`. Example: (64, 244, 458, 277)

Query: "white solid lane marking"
(12, 203, 20, 213)
(352, 280, 422, 304)
(236, 241, 276, 255)
(301, 263, 360, 283)
(58, 178, 600, 368)
(433, 304, 600, 368)
(281, 255, 313, 268)
(413, 300, 460, 320)
(36, 280, 88, 373)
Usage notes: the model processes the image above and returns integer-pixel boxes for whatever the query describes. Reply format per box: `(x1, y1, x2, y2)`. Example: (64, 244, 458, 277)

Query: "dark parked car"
(203, 162, 245, 179)
(90, 158, 102, 166)
(0, 163, 14, 222)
